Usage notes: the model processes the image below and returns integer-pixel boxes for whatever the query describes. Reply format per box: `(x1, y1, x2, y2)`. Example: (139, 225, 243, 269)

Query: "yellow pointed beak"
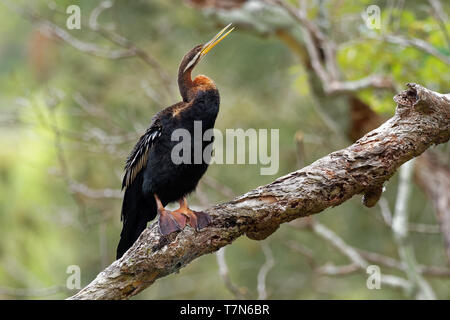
(200, 23, 235, 57)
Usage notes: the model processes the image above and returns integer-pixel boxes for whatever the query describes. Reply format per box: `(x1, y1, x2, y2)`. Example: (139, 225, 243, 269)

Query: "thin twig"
(257, 242, 274, 300)
(272, 0, 394, 94)
(216, 248, 247, 299)
(392, 159, 436, 299)
(383, 35, 450, 66)
(309, 221, 412, 290)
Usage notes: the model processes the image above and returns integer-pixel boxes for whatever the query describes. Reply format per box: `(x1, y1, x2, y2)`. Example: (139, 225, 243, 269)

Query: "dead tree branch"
(69, 83, 449, 299)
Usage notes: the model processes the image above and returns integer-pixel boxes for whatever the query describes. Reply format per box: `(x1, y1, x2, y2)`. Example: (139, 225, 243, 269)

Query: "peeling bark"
(68, 83, 449, 300)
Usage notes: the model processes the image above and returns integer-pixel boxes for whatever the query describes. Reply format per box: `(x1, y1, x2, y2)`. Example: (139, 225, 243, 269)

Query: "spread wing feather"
(122, 119, 162, 189)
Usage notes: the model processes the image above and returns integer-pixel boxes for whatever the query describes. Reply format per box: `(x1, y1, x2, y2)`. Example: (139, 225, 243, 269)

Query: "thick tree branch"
(69, 83, 449, 299)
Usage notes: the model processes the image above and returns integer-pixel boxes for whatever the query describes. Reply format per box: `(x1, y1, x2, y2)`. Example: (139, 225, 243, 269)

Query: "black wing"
(122, 118, 162, 189)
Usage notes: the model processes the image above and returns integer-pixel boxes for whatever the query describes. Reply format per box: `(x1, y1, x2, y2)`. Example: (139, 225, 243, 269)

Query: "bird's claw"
(194, 211, 212, 230)
(158, 209, 186, 236)
(158, 203, 211, 235)
(184, 211, 212, 231)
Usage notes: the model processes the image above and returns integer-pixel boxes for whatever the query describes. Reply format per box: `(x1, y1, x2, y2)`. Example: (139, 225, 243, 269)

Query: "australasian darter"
(116, 24, 234, 259)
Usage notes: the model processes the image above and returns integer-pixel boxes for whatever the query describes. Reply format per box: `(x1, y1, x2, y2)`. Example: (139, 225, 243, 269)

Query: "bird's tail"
(116, 173, 157, 259)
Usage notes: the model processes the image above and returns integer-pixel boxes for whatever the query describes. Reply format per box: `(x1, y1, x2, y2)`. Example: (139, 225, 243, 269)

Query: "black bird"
(116, 24, 234, 259)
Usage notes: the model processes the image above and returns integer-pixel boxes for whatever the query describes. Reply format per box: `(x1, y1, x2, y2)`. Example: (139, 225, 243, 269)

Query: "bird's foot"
(158, 208, 187, 236)
(174, 207, 211, 231)
(192, 211, 212, 230)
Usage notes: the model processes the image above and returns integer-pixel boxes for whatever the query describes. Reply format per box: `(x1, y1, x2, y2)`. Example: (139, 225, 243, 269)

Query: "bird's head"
(179, 23, 234, 76)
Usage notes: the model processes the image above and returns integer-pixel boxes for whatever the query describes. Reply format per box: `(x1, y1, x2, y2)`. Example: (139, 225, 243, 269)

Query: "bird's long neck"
(178, 69, 217, 103)
(178, 65, 194, 102)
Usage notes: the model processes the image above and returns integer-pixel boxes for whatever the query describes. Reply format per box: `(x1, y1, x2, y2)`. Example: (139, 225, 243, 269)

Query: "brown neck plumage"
(178, 66, 194, 102)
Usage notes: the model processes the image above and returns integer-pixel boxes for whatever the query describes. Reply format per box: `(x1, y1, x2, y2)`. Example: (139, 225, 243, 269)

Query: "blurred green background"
(0, 0, 449, 299)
